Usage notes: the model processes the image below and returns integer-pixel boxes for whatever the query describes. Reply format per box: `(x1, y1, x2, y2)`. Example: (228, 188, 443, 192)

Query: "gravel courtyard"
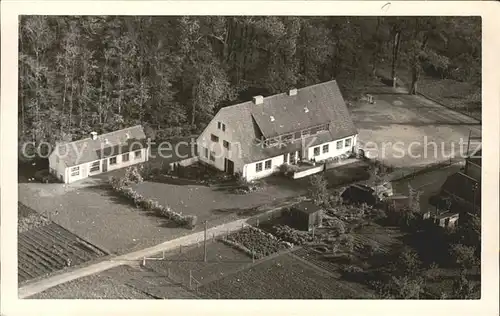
(350, 83, 481, 169)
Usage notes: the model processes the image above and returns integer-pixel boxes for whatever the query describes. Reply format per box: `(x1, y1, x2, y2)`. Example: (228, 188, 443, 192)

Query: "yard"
(350, 79, 481, 170)
(199, 252, 374, 299)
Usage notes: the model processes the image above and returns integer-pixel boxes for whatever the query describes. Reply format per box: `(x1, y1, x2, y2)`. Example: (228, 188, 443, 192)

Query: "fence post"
(142, 257, 146, 267)
(162, 251, 165, 260)
(189, 270, 192, 289)
(256, 218, 259, 227)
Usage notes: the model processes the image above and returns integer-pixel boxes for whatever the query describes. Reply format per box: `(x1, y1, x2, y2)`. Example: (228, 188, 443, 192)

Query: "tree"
(397, 248, 422, 277)
(308, 174, 329, 206)
(450, 244, 477, 269)
(452, 270, 479, 299)
(390, 275, 425, 299)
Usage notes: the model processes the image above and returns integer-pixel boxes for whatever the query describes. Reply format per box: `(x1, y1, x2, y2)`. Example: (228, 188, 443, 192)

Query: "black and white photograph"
(1, 1, 499, 315)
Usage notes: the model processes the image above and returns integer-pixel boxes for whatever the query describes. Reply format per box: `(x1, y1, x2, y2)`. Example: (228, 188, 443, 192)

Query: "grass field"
(30, 265, 156, 299)
(377, 66, 481, 120)
(18, 202, 108, 284)
(199, 252, 374, 299)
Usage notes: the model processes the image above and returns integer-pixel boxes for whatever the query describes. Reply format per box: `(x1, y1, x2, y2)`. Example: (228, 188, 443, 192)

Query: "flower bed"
(109, 176, 197, 229)
(221, 226, 292, 259)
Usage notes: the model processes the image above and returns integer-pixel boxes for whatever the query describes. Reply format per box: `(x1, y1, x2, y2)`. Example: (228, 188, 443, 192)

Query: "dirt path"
(19, 218, 250, 299)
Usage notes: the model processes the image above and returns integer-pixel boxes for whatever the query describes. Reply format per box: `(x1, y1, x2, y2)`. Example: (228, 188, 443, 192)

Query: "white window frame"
(322, 144, 329, 154)
(134, 150, 142, 159)
(256, 162, 263, 172)
(345, 138, 352, 147)
(313, 146, 320, 156)
(336, 140, 343, 149)
(264, 159, 272, 170)
(110, 156, 117, 165)
(70, 166, 80, 176)
(122, 153, 130, 162)
(89, 161, 100, 173)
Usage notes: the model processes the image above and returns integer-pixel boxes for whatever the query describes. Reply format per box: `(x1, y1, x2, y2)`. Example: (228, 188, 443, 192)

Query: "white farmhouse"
(197, 80, 358, 181)
(48, 125, 149, 183)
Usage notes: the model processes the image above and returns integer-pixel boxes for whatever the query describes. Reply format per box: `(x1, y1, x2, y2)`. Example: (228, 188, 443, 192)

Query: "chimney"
(252, 95, 264, 105)
(90, 132, 98, 140)
(288, 88, 297, 96)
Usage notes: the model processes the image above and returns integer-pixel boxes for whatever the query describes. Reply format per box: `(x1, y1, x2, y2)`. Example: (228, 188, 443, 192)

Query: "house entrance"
(224, 158, 234, 174)
(102, 159, 108, 172)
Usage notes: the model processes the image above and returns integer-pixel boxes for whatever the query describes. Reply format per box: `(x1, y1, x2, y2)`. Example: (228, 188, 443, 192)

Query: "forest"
(19, 16, 481, 156)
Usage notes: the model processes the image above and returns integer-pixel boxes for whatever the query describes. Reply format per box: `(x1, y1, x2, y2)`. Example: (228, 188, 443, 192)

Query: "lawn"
(131, 173, 305, 224)
(377, 66, 481, 120)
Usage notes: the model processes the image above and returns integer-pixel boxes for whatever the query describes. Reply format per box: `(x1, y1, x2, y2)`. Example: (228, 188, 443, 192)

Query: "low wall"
(293, 164, 325, 179)
(169, 156, 199, 171)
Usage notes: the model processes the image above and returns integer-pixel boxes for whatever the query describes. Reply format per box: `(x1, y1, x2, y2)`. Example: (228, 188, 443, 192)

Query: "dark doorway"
(224, 158, 234, 174)
(102, 159, 108, 172)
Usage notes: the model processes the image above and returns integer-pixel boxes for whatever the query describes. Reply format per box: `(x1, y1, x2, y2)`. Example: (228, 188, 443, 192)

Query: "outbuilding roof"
(50, 125, 147, 167)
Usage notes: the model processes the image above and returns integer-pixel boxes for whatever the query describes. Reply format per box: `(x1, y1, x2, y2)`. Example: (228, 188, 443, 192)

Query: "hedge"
(109, 176, 197, 229)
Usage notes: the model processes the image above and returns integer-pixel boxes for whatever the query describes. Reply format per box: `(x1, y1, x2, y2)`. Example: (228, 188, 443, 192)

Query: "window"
(89, 161, 100, 173)
(217, 122, 221, 129)
(70, 166, 80, 176)
(313, 147, 320, 156)
(265, 160, 272, 170)
(223, 140, 230, 149)
(336, 140, 343, 149)
(322, 144, 329, 154)
(256, 162, 263, 172)
(294, 131, 301, 140)
(110, 157, 117, 165)
(345, 138, 352, 147)
(210, 151, 216, 162)
(134, 150, 142, 159)
(211, 134, 219, 142)
(222, 123, 226, 132)
(122, 153, 129, 162)
(204, 147, 209, 158)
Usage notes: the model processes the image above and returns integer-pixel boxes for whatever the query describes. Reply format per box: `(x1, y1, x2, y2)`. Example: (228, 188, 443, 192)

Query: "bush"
(363, 239, 380, 256)
(272, 224, 313, 246)
(450, 244, 477, 269)
(340, 234, 355, 252)
(223, 226, 291, 259)
(330, 218, 346, 236)
(278, 164, 299, 176)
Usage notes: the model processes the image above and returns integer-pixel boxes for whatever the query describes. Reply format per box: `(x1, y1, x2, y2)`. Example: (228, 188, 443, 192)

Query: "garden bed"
(221, 226, 292, 259)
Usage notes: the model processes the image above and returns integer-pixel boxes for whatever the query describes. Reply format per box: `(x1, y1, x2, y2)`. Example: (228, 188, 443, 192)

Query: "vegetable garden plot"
(18, 222, 108, 283)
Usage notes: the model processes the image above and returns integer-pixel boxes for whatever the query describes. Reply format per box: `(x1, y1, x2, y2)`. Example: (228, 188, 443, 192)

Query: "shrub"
(363, 239, 380, 256)
(450, 244, 477, 269)
(330, 218, 346, 236)
(278, 163, 299, 176)
(223, 226, 290, 259)
(340, 234, 355, 252)
(272, 224, 313, 246)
